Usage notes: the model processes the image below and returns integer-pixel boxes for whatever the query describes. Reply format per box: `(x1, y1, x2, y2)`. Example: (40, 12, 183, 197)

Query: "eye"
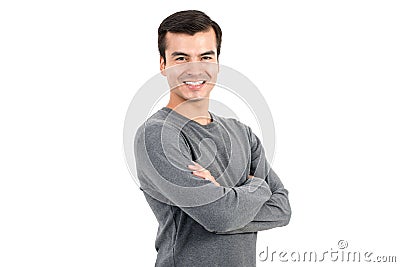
(175, 57, 186, 61)
(202, 56, 212, 60)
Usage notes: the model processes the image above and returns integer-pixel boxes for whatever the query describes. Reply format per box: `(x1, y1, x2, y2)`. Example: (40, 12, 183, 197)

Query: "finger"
(192, 171, 207, 179)
(187, 165, 200, 170)
(190, 164, 206, 172)
(195, 165, 206, 172)
(188, 164, 205, 172)
(195, 163, 209, 173)
(192, 161, 204, 169)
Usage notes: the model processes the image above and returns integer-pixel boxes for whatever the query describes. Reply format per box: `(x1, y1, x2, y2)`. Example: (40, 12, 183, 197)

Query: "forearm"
(182, 177, 273, 233)
(216, 168, 291, 234)
(253, 188, 291, 221)
(215, 188, 291, 234)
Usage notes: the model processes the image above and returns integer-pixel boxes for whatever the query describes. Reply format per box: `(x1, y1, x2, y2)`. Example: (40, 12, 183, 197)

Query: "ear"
(160, 56, 166, 76)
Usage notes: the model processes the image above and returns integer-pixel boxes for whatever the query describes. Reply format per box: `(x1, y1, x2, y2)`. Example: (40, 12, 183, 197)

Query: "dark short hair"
(158, 10, 222, 61)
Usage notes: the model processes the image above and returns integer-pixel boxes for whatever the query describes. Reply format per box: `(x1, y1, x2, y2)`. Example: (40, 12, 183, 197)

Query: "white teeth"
(184, 81, 205, 85)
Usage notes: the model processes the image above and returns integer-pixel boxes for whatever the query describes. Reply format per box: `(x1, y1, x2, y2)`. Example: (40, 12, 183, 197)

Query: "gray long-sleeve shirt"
(134, 107, 291, 267)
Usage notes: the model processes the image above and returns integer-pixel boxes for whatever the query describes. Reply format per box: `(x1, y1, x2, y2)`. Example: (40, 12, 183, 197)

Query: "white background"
(1, 0, 399, 266)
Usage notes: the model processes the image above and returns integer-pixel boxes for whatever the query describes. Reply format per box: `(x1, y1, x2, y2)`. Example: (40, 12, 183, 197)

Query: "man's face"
(160, 28, 219, 102)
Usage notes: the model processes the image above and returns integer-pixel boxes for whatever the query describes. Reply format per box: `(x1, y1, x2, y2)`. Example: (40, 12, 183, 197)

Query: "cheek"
(166, 73, 185, 90)
(166, 71, 181, 83)
(164, 58, 178, 68)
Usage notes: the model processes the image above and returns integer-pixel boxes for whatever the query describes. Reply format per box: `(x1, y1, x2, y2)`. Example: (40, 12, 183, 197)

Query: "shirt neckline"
(161, 106, 217, 129)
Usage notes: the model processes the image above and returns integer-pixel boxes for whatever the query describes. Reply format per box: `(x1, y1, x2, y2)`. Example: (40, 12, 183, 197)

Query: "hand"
(248, 175, 254, 179)
(188, 162, 220, 187)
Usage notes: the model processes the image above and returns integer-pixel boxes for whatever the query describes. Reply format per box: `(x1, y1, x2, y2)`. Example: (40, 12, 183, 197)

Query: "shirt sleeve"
(134, 121, 273, 233)
(216, 126, 292, 234)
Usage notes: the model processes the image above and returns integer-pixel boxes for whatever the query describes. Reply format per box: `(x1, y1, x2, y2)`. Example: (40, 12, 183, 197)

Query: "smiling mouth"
(182, 80, 207, 90)
(183, 80, 206, 85)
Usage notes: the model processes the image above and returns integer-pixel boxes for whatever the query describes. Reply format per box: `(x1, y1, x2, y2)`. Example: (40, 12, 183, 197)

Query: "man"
(134, 10, 291, 267)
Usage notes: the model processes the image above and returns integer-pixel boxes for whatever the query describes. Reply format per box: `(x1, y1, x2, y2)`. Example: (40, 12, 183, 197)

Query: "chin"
(186, 97, 206, 102)
(184, 92, 210, 100)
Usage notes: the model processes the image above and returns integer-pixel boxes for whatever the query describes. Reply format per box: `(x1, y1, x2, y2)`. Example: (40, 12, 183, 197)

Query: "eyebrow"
(200, 50, 215, 56)
(171, 50, 216, 57)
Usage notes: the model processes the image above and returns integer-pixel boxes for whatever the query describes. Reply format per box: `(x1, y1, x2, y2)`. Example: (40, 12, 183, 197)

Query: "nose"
(184, 62, 204, 77)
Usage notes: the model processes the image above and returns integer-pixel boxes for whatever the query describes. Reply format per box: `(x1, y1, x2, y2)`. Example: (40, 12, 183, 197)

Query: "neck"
(166, 98, 212, 125)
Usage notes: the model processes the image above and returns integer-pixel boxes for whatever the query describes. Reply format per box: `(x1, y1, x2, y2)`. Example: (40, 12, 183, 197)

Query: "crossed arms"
(135, 121, 291, 234)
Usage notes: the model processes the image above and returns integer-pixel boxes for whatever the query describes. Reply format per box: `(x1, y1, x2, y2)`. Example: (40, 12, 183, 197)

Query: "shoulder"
(136, 119, 183, 142)
(134, 114, 189, 154)
(213, 113, 252, 138)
